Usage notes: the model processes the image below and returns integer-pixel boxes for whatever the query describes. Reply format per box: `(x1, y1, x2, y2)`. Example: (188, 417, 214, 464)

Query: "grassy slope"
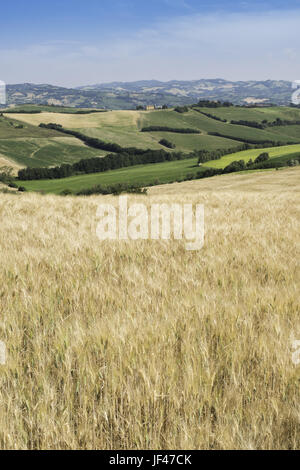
(142, 109, 299, 144)
(0, 116, 107, 167)
(3, 106, 300, 170)
(203, 144, 300, 168)
(0, 167, 299, 449)
(21, 157, 202, 193)
(12, 108, 296, 155)
(0, 137, 107, 168)
(0, 115, 61, 139)
(20, 140, 300, 193)
(198, 105, 300, 122)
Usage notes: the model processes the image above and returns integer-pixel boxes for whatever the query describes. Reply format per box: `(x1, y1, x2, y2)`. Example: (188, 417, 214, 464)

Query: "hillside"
(0, 168, 299, 449)
(1, 79, 297, 110)
(0, 114, 108, 168)
(1, 104, 300, 191)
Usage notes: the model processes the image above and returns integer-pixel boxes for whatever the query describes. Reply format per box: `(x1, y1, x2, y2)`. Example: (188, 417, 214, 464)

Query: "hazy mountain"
(1, 79, 294, 110)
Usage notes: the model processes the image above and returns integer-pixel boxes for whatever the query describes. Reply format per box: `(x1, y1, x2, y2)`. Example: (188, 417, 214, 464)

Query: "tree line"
(196, 110, 227, 122)
(18, 148, 190, 181)
(230, 120, 265, 129)
(141, 126, 200, 134)
(18, 131, 249, 181)
(196, 100, 234, 108)
(207, 131, 295, 146)
(159, 139, 176, 149)
(230, 118, 300, 129)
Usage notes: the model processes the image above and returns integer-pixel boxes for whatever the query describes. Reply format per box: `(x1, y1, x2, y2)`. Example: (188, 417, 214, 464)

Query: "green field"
(20, 157, 203, 193)
(203, 144, 300, 168)
(2, 104, 300, 183)
(19, 141, 300, 194)
(0, 137, 107, 167)
(142, 109, 300, 144)
(198, 105, 300, 123)
(0, 115, 108, 167)
(0, 115, 61, 139)
(7, 106, 300, 168)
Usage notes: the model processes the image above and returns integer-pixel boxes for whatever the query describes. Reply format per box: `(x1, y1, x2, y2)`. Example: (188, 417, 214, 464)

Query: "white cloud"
(0, 9, 300, 85)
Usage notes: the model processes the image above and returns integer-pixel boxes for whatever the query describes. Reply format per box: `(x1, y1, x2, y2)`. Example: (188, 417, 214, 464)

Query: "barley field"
(0, 167, 299, 450)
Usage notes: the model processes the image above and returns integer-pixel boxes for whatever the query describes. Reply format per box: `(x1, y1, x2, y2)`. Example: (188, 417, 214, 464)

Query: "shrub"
(159, 139, 176, 149)
(61, 189, 74, 196)
(174, 106, 189, 113)
(142, 126, 199, 134)
(223, 160, 246, 173)
(254, 153, 270, 164)
(76, 183, 148, 196)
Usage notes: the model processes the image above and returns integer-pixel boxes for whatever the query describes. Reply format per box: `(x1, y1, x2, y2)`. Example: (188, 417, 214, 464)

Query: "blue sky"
(1, 0, 300, 85)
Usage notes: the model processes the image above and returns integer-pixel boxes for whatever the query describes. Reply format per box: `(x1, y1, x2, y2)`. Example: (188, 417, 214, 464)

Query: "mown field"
(0, 167, 299, 449)
(0, 115, 107, 167)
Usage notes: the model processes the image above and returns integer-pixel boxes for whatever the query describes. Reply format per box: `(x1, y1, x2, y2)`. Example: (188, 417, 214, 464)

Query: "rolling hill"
(1, 103, 300, 192)
(0, 113, 108, 168)
(1, 79, 298, 110)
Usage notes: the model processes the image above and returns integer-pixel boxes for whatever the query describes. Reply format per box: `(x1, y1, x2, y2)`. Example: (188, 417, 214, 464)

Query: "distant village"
(136, 104, 168, 111)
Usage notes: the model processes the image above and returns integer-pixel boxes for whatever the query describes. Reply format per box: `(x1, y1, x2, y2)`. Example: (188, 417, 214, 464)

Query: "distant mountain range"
(1, 79, 295, 110)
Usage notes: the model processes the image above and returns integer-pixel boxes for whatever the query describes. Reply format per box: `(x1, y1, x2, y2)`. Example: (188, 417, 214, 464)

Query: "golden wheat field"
(0, 167, 299, 450)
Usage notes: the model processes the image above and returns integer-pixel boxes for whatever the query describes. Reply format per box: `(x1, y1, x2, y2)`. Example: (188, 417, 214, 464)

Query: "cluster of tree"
(159, 139, 176, 149)
(196, 144, 251, 164)
(197, 100, 233, 108)
(39, 123, 167, 155)
(18, 148, 189, 181)
(0, 167, 16, 186)
(219, 152, 285, 174)
(253, 152, 270, 163)
(247, 159, 287, 171)
(5, 108, 107, 115)
(223, 160, 247, 173)
(65, 109, 108, 115)
(74, 183, 148, 196)
(174, 106, 189, 113)
(264, 118, 300, 127)
(141, 126, 199, 134)
(230, 118, 300, 129)
(178, 154, 296, 183)
(230, 120, 265, 129)
(4, 110, 43, 114)
(198, 111, 227, 122)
